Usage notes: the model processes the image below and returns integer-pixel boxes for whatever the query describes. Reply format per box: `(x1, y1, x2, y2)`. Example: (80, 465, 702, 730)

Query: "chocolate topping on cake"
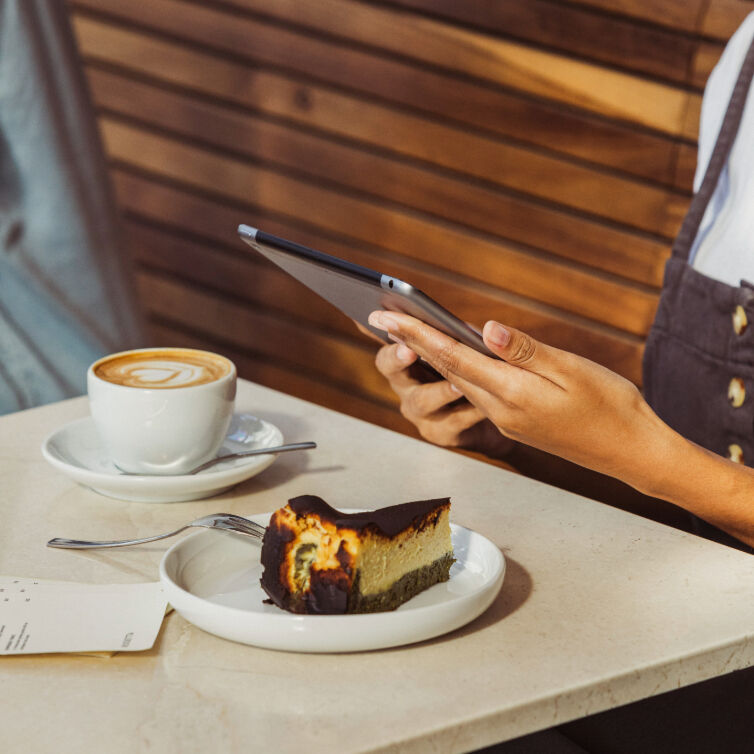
(287, 494, 450, 537)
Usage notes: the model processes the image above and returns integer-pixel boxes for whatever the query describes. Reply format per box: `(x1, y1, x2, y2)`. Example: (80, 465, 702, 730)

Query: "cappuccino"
(94, 348, 232, 389)
(88, 347, 237, 475)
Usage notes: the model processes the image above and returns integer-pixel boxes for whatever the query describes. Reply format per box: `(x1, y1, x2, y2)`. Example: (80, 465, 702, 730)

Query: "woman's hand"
(367, 311, 672, 487)
(366, 311, 754, 548)
(374, 340, 514, 458)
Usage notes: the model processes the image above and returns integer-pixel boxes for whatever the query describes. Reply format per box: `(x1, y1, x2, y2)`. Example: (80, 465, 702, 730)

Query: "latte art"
(107, 360, 217, 388)
(94, 349, 231, 389)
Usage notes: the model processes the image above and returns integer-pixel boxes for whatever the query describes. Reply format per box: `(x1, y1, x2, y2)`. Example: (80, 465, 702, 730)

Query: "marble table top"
(3, 380, 754, 753)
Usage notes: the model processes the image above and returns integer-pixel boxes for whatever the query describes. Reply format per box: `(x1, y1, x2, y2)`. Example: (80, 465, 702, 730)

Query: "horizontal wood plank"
(387, 0, 733, 96)
(700, 0, 754, 40)
(675, 144, 700, 194)
(71, 6, 692, 185)
(575, 0, 753, 40)
(385, 0, 699, 84)
(73, 21, 690, 234)
(87, 67, 671, 285)
(100, 118, 660, 335)
(691, 40, 727, 90)
(196, 0, 694, 134)
(569, 0, 705, 33)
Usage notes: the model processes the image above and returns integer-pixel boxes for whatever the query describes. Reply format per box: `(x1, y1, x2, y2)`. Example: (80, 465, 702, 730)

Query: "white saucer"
(41, 413, 284, 503)
(160, 513, 506, 653)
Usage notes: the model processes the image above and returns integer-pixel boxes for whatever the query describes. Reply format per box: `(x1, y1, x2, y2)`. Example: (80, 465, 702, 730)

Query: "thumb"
(483, 321, 540, 369)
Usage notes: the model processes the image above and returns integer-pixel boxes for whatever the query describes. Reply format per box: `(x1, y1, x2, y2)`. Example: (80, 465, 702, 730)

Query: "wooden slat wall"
(67, 0, 754, 444)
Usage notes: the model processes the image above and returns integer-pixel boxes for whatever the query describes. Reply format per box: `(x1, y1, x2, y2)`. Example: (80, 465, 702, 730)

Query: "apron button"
(728, 444, 744, 464)
(728, 378, 746, 407)
(733, 305, 748, 335)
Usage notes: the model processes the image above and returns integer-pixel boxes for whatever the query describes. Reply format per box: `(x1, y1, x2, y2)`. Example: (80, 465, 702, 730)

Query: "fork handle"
(46, 529, 185, 549)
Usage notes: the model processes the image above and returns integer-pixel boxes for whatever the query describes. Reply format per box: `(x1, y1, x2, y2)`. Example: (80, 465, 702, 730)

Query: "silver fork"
(47, 513, 266, 549)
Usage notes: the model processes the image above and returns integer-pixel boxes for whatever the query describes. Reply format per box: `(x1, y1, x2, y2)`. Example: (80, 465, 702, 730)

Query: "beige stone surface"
(3, 381, 754, 753)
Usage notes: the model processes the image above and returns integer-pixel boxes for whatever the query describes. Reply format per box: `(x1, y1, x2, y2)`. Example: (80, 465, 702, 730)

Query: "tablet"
(237, 225, 495, 358)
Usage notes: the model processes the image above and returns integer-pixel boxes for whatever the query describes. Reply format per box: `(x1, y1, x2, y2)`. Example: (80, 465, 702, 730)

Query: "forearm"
(630, 425, 754, 549)
(497, 401, 754, 547)
(558, 395, 754, 548)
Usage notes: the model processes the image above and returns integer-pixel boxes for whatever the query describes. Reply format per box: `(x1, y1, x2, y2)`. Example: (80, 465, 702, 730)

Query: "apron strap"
(672, 35, 754, 261)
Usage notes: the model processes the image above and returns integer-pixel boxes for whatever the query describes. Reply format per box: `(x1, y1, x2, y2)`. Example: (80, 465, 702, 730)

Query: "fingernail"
(485, 321, 510, 348)
(449, 382, 462, 394)
(369, 311, 400, 333)
(396, 344, 415, 363)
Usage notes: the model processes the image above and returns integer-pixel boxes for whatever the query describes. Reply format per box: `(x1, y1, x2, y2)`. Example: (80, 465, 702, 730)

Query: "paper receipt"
(0, 577, 168, 654)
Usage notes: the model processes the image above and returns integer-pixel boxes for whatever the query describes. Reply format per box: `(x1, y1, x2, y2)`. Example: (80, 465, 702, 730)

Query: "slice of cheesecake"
(260, 495, 454, 614)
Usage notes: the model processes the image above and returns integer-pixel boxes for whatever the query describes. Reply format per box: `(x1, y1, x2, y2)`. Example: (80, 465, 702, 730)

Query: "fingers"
(375, 341, 418, 374)
(370, 312, 544, 455)
(377, 342, 465, 410)
(482, 321, 573, 395)
(483, 321, 538, 368)
(375, 342, 419, 393)
(412, 400, 487, 448)
(368, 311, 513, 396)
(401, 379, 466, 419)
(369, 311, 562, 384)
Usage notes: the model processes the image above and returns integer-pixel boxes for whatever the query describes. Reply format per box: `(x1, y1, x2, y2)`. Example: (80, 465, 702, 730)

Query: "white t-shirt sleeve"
(689, 12, 754, 283)
(695, 12, 754, 191)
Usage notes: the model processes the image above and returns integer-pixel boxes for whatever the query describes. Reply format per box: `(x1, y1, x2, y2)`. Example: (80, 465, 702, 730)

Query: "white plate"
(160, 513, 506, 653)
(41, 413, 283, 503)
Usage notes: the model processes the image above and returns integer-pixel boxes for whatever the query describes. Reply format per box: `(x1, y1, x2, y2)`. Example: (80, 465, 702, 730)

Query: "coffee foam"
(94, 350, 231, 389)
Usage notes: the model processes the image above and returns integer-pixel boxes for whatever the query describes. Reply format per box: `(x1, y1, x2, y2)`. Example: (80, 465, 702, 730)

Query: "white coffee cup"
(87, 347, 237, 475)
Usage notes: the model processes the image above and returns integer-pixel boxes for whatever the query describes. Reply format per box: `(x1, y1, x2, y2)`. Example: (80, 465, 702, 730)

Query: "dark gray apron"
(643, 36, 754, 554)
